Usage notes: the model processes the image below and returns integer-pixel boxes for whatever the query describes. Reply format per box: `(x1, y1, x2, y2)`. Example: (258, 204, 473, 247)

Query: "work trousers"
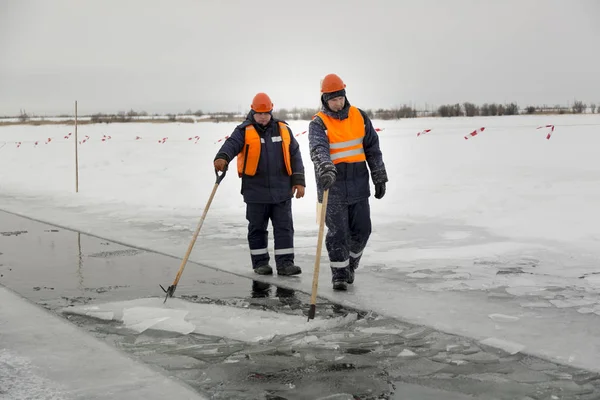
(246, 200, 294, 270)
(325, 199, 372, 282)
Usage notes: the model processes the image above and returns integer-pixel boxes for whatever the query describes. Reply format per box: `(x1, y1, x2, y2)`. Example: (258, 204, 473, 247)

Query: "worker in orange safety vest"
(214, 93, 306, 276)
(308, 74, 388, 291)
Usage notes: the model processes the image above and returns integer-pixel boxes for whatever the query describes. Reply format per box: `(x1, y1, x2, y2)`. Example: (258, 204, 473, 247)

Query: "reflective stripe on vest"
(316, 106, 366, 164)
(237, 122, 293, 177)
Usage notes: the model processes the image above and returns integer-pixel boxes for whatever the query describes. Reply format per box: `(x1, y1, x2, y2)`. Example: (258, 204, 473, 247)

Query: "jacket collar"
(320, 95, 351, 120)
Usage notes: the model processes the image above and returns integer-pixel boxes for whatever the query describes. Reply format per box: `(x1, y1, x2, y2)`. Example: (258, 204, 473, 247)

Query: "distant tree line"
(271, 100, 597, 120)
(272, 108, 319, 120)
(90, 109, 149, 123)
(437, 102, 520, 117)
(88, 109, 233, 124)
(4, 100, 598, 124)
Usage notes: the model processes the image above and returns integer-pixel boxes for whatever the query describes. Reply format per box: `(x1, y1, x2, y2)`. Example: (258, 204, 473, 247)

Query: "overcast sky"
(1, 0, 599, 116)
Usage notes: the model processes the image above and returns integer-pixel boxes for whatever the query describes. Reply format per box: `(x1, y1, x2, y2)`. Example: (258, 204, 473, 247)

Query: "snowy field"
(1, 114, 600, 372)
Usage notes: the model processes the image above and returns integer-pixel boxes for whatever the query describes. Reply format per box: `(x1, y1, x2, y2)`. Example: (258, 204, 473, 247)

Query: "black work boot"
(254, 264, 273, 275)
(331, 266, 349, 290)
(277, 262, 302, 276)
(331, 266, 349, 284)
(333, 280, 348, 291)
(347, 266, 355, 284)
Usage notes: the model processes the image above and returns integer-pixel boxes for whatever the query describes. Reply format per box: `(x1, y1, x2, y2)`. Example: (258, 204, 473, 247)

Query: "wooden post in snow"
(75, 101, 79, 193)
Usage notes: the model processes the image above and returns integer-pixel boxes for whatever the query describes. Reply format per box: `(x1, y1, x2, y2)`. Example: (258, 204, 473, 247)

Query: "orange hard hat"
(251, 92, 273, 113)
(321, 74, 346, 93)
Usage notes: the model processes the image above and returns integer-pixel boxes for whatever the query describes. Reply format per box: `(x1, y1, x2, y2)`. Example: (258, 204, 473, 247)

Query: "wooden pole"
(75, 101, 79, 193)
(308, 189, 329, 321)
(161, 169, 227, 302)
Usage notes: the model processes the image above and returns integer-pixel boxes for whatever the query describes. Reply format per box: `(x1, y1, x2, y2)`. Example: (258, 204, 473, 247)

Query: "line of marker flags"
(416, 125, 555, 140)
(7, 124, 556, 149)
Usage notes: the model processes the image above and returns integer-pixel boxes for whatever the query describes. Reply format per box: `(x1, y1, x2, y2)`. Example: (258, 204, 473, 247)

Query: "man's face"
(327, 96, 345, 112)
(254, 112, 271, 126)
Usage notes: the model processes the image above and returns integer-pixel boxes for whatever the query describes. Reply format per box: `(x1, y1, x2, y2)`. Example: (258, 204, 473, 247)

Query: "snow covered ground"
(1, 114, 600, 373)
(0, 287, 207, 400)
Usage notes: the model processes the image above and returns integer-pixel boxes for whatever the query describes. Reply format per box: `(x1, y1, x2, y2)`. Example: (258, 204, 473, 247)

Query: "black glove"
(320, 170, 336, 190)
(374, 182, 386, 199)
(319, 163, 337, 190)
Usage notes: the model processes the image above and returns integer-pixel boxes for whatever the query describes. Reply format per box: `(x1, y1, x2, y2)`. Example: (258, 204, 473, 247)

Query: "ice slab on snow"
(62, 297, 357, 342)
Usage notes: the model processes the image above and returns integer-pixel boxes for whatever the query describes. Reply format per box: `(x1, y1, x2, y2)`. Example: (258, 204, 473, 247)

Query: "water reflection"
(251, 280, 271, 298)
(276, 286, 295, 299)
(76, 232, 84, 290)
(251, 280, 297, 303)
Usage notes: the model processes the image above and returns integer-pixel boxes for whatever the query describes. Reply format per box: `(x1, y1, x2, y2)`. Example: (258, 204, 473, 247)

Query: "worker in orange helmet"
(308, 74, 388, 291)
(214, 93, 306, 276)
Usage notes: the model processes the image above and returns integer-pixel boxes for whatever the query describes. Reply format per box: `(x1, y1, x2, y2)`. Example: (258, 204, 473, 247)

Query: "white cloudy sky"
(1, 0, 599, 115)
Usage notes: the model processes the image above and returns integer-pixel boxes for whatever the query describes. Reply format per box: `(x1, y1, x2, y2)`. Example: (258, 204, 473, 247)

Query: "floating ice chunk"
(546, 370, 573, 380)
(85, 311, 115, 320)
(123, 307, 194, 334)
(73, 305, 115, 321)
(442, 272, 471, 280)
(289, 335, 319, 346)
(480, 337, 525, 354)
(407, 273, 430, 278)
(549, 299, 597, 308)
(398, 349, 418, 357)
(356, 327, 404, 335)
(505, 286, 545, 296)
(62, 297, 356, 342)
(520, 302, 551, 308)
(578, 307, 595, 314)
(319, 333, 350, 341)
(488, 313, 520, 322)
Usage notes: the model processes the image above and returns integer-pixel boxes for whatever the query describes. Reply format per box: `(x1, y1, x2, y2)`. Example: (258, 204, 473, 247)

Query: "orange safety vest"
(316, 106, 366, 164)
(237, 122, 293, 177)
